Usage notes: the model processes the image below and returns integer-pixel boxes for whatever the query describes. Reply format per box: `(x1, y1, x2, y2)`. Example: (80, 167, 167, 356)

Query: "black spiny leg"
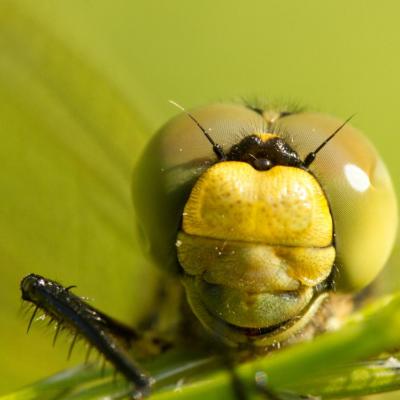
(20, 274, 156, 396)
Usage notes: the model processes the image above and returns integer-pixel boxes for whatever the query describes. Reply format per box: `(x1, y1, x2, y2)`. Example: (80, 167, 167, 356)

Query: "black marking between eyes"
(227, 135, 303, 171)
(20, 273, 151, 391)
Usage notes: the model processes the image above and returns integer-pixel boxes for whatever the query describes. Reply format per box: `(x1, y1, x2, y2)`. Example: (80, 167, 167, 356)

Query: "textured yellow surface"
(183, 162, 333, 247)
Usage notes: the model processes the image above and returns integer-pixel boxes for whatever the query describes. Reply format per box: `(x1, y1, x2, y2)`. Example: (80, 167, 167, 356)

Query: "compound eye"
(278, 112, 398, 292)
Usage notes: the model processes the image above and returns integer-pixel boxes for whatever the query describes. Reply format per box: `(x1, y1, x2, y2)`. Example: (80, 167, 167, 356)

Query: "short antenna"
(304, 114, 355, 167)
(169, 100, 226, 160)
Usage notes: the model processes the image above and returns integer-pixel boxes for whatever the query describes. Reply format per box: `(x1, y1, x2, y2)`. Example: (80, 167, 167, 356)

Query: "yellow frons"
(182, 162, 333, 247)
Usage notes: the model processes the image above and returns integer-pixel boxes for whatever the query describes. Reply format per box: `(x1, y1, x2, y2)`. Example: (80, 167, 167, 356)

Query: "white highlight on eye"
(344, 163, 370, 192)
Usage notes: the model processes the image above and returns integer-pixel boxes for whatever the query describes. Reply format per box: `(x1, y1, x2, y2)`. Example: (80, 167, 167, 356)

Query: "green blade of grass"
(0, 365, 101, 400)
(290, 356, 400, 399)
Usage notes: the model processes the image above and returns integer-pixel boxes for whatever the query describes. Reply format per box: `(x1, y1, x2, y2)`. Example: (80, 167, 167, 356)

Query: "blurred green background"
(0, 0, 399, 396)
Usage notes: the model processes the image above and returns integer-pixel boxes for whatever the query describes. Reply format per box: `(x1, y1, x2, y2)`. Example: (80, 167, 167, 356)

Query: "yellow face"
(177, 145, 335, 346)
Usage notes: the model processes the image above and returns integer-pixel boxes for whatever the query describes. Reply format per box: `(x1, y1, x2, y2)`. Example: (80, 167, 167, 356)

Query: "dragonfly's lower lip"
(194, 288, 297, 342)
(183, 272, 315, 327)
(182, 273, 329, 346)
